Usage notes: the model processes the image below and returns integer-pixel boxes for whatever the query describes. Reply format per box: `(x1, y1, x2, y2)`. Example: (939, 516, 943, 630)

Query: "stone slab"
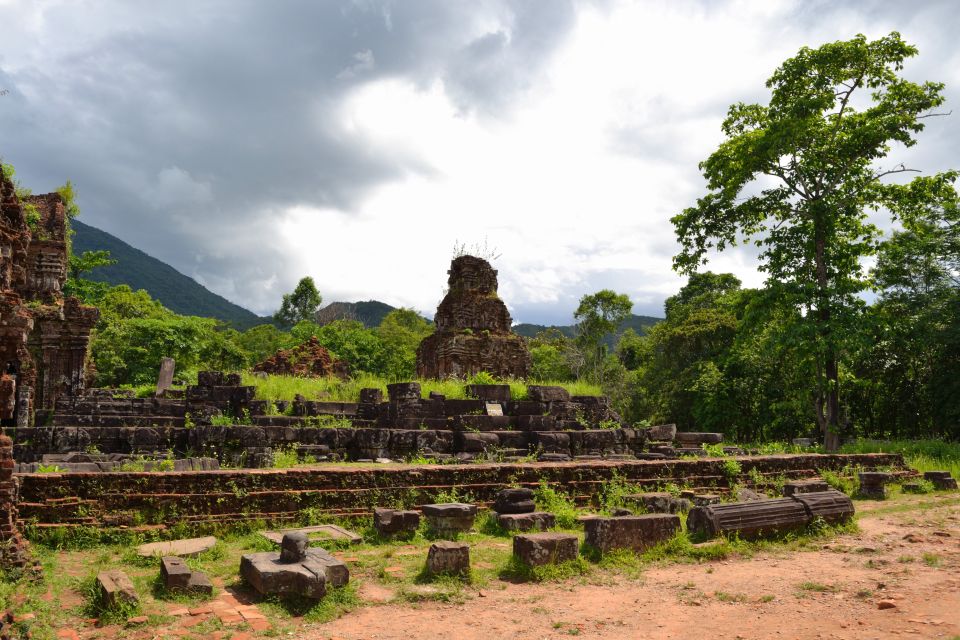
(260, 524, 361, 546)
(138, 536, 218, 558)
(782, 478, 831, 496)
(497, 512, 555, 532)
(623, 492, 687, 514)
(674, 432, 723, 445)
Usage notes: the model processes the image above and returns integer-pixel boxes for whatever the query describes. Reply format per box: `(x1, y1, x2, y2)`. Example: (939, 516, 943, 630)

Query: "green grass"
(241, 372, 601, 403)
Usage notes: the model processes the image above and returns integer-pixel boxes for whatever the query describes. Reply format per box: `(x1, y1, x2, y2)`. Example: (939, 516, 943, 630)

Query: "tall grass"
(840, 439, 960, 479)
(241, 373, 601, 403)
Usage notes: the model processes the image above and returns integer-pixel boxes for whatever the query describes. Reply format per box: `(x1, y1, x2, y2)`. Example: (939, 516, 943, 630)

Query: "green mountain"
(71, 219, 266, 330)
(513, 314, 663, 344)
(316, 300, 403, 327)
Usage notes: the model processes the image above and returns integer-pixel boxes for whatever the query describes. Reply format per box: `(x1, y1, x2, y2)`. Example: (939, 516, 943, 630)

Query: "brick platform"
(14, 453, 905, 532)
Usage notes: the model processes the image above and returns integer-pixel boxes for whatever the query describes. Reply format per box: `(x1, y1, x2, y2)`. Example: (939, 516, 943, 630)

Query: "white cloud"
(3, 0, 957, 321)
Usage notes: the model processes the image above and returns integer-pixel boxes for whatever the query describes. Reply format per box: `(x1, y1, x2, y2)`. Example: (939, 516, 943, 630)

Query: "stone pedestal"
(513, 533, 579, 567)
(422, 503, 477, 535)
(858, 472, 891, 499)
(426, 541, 470, 576)
(239, 533, 349, 600)
(160, 556, 213, 596)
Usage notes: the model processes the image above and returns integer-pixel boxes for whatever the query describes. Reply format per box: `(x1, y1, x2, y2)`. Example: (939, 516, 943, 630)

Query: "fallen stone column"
(686, 491, 854, 540)
(686, 498, 811, 540)
(792, 490, 854, 526)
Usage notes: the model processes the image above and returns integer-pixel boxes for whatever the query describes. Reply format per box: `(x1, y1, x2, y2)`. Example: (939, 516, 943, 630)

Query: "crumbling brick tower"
(416, 256, 531, 379)
(0, 166, 98, 428)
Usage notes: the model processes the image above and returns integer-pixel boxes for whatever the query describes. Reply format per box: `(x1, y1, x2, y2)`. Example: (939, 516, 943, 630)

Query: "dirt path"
(308, 496, 960, 640)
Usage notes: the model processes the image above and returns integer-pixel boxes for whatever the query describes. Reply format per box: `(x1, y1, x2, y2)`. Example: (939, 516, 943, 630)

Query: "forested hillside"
(72, 219, 265, 329)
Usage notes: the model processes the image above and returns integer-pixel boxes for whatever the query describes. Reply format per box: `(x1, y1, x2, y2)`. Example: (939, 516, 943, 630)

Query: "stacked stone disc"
(494, 488, 555, 532)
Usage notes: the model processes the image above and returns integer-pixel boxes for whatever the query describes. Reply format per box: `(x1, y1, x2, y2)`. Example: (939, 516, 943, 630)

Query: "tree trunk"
(823, 355, 841, 452)
(814, 211, 842, 453)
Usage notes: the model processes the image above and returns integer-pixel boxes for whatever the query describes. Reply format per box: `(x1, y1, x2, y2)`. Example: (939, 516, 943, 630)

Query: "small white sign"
(485, 402, 503, 416)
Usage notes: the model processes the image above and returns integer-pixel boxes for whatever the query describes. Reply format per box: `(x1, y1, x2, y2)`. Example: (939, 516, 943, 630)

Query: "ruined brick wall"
(0, 166, 99, 423)
(22, 193, 67, 303)
(0, 167, 37, 428)
(253, 336, 344, 377)
(416, 256, 531, 379)
(0, 435, 30, 569)
(15, 453, 905, 531)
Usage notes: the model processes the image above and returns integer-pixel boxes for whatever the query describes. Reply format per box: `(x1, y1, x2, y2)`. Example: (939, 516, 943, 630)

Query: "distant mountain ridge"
(315, 300, 406, 327)
(513, 314, 662, 343)
(71, 220, 664, 337)
(71, 219, 266, 330)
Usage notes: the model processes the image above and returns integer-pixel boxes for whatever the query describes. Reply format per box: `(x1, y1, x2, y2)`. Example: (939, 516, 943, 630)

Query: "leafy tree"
(672, 32, 957, 450)
(376, 308, 433, 380)
(90, 285, 247, 385)
(274, 277, 322, 327)
(847, 195, 960, 439)
(574, 289, 633, 384)
(291, 319, 385, 376)
(237, 324, 295, 365)
(64, 249, 117, 302)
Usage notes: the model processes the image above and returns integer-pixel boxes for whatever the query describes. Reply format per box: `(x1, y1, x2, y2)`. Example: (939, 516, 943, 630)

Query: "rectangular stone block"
(97, 570, 138, 608)
(583, 514, 681, 553)
(513, 532, 579, 566)
(374, 508, 420, 536)
(675, 432, 723, 445)
(426, 541, 470, 576)
(782, 478, 830, 496)
(497, 512, 555, 532)
(161, 556, 192, 590)
(527, 386, 571, 403)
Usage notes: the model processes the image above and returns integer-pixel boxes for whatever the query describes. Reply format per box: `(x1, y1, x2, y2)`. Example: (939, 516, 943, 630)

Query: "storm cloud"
(1, 0, 958, 322)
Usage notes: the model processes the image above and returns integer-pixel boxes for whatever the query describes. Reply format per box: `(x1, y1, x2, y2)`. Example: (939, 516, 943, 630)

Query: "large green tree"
(274, 276, 322, 327)
(672, 33, 957, 450)
(574, 289, 633, 384)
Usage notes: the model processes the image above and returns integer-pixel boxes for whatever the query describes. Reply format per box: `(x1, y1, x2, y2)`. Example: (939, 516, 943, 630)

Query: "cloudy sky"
(1, 0, 958, 324)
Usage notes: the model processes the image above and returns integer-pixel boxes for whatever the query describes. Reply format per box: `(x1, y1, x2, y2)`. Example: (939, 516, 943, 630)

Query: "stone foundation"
(14, 453, 904, 532)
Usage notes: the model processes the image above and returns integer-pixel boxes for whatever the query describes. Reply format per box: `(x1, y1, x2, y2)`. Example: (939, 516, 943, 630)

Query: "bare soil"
(309, 495, 960, 640)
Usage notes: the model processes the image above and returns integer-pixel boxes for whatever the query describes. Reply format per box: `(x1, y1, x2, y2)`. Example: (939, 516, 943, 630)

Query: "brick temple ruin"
(0, 166, 98, 569)
(416, 255, 531, 379)
(0, 167, 98, 429)
(0, 181, 936, 554)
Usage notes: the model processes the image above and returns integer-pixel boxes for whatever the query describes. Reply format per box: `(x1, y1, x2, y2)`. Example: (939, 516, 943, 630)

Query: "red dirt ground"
(309, 496, 960, 640)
